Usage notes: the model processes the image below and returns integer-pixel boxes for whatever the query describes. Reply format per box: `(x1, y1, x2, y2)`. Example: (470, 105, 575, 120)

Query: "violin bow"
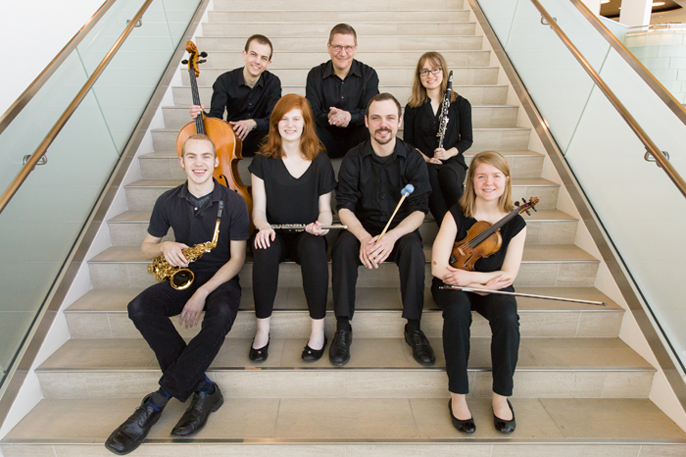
(438, 285, 607, 306)
(376, 184, 414, 243)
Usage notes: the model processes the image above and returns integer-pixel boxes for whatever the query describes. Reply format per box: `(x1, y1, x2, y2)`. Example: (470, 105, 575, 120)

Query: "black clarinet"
(436, 70, 454, 149)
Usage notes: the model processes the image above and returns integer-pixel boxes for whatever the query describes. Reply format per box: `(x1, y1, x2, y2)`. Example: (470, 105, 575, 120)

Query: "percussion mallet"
(376, 184, 414, 243)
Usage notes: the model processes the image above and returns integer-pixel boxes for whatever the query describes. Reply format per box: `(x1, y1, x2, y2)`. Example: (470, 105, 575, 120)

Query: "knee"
(491, 307, 519, 334)
(127, 298, 145, 323)
(398, 235, 424, 262)
(207, 303, 235, 334)
(332, 232, 359, 260)
(299, 233, 326, 258)
(442, 302, 471, 328)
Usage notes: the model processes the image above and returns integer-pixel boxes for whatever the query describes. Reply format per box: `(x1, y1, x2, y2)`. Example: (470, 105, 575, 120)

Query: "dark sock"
(149, 388, 171, 411)
(336, 317, 352, 332)
(197, 374, 215, 394)
(405, 319, 420, 334)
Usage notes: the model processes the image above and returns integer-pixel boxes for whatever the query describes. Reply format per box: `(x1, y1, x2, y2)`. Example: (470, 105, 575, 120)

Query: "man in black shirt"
(330, 93, 435, 367)
(306, 23, 379, 159)
(105, 134, 250, 455)
(190, 34, 282, 156)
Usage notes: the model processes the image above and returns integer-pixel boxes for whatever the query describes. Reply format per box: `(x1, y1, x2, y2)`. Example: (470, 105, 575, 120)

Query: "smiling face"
(419, 58, 444, 92)
(179, 138, 218, 186)
(277, 108, 304, 143)
(242, 40, 272, 78)
(365, 99, 401, 147)
(472, 162, 509, 203)
(327, 33, 357, 74)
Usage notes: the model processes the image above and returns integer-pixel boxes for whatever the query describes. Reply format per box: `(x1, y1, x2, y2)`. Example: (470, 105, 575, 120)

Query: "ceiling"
(600, 0, 682, 18)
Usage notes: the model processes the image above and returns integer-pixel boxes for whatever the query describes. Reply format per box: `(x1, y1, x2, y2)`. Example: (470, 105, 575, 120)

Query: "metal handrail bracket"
(0, 0, 117, 136)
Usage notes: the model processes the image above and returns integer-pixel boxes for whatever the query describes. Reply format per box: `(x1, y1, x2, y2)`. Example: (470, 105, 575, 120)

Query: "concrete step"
(201, 22, 478, 38)
(212, 0, 466, 12)
(152, 125, 530, 154)
(208, 10, 472, 24)
(161, 104, 519, 131)
(86, 243, 598, 290)
(172, 83, 508, 107)
(35, 337, 653, 399)
(183, 65, 500, 86)
(64, 286, 623, 339)
(4, 398, 686, 451)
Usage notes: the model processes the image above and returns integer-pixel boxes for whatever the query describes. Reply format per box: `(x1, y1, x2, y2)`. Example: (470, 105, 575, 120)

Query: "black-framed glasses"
(419, 67, 442, 77)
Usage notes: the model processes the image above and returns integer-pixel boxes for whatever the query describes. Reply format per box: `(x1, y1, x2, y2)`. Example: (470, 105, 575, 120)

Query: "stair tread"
(4, 397, 684, 443)
(37, 336, 653, 372)
(65, 286, 621, 314)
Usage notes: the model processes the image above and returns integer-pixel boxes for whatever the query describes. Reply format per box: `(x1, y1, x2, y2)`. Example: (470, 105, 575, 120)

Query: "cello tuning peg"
(198, 59, 207, 64)
(521, 198, 527, 204)
(199, 52, 208, 57)
(181, 59, 188, 64)
(514, 201, 520, 207)
(525, 210, 531, 216)
(532, 206, 537, 212)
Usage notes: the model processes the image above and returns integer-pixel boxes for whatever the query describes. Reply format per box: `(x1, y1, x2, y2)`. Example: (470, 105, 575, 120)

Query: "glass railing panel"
(0, 0, 201, 388)
(477, 0, 686, 370)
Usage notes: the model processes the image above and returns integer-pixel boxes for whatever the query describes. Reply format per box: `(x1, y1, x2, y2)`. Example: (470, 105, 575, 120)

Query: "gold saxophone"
(148, 200, 224, 290)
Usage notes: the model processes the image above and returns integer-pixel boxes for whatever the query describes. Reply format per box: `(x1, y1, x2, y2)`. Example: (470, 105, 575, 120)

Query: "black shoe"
(105, 393, 162, 455)
(448, 399, 475, 434)
(493, 399, 516, 433)
(302, 336, 328, 362)
(171, 383, 223, 436)
(329, 329, 352, 366)
(249, 336, 270, 362)
(404, 329, 436, 366)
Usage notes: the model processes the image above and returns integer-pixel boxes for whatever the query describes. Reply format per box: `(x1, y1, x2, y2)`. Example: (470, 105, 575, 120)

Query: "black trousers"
(427, 162, 466, 224)
(431, 277, 520, 396)
(127, 273, 240, 402)
(315, 123, 369, 159)
(332, 230, 425, 321)
(252, 231, 328, 320)
(241, 128, 268, 157)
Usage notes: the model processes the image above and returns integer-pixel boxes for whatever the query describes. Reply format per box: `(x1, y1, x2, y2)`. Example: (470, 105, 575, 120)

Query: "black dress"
(248, 153, 336, 319)
(431, 204, 525, 396)
(404, 95, 473, 223)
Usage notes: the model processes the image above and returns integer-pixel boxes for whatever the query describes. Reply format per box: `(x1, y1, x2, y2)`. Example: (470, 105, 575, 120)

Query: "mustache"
(374, 128, 392, 134)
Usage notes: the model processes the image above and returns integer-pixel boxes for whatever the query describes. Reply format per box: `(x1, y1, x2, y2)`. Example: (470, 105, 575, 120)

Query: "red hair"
(259, 94, 324, 160)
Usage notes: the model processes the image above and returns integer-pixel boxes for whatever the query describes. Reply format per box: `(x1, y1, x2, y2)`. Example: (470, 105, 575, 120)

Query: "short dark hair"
(328, 23, 357, 45)
(245, 34, 273, 60)
(366, 93, 402, 118)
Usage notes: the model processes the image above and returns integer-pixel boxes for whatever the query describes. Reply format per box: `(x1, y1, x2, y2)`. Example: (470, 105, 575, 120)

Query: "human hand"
(483, 274, 513, 291)
(160, 241, 189, 267)
(328, 107, 351, 127)
(306, 221, 329, 236)
(433, 147, 454, 161)
(358, 234, 374, 269)
(363, 234, 395, 269)
(229, 119, 257, 140)
(189, 104, 204, 119)
(442, 265, 473, 287)
(254, 226, 275, 249)
(179, 289, 207, 328)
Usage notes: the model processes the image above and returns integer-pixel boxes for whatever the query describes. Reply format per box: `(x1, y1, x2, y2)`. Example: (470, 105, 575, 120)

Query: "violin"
(176, 41, 254, 230)
(449, 197, 539, 270)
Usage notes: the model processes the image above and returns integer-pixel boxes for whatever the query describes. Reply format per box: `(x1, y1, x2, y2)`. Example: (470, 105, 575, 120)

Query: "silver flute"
(270, 224, 347, 231)
(437, 70, 454, 149)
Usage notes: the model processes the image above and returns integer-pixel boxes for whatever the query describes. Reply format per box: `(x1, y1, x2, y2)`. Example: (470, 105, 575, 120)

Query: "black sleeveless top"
(449, 204, 526, 273)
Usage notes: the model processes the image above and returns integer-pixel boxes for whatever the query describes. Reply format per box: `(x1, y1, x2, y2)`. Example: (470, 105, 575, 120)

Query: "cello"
(176, 41, 254, 230)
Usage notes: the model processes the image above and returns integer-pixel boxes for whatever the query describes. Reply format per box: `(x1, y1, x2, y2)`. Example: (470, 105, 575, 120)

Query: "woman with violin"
(404, 51, 473, 224)
(431, 151, 526, 434)
(248, 94, 336, 362)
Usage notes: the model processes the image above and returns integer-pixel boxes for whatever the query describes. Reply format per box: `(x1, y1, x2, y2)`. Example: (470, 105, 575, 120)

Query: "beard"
(372, 128, 394, 145)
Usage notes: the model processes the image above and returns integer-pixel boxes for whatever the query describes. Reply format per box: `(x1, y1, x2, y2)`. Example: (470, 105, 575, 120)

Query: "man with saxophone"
(330, 93, 435, 367)
(105, 134, 250, 455)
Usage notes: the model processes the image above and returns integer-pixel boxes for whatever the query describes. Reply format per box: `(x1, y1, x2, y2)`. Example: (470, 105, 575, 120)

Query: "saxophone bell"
(169, 269, 194, 290)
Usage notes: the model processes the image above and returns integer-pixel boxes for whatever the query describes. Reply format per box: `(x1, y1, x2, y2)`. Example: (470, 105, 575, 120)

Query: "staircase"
(2, 0, 686, 455)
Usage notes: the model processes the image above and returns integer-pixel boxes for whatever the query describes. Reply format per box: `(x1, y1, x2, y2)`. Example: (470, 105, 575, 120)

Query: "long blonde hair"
(460, 151, 513, 218)
(408, 52, 458, 108)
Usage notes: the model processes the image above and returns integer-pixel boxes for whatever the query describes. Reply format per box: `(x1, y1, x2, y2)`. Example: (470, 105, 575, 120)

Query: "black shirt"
(449, 204, 526, 273)
(306, 59, 379, 128)
(207, 68, 282, 131)
(336, 138, 431, 234)
(248, 152, 336, 225)
(403, 95, 473, 170)
(148, 179, 251, 274)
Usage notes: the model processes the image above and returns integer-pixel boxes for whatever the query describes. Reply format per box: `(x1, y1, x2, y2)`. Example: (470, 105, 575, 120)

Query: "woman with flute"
(404, 51, 473, 224)
(248, 94, 336, 362)
(431, 151, 526, 434)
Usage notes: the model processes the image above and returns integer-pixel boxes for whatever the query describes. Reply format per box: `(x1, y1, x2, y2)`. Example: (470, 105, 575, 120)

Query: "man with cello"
(189, 34, 282, 156)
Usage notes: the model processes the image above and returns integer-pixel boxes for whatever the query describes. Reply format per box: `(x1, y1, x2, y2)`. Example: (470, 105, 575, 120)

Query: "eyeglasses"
(419, 67, 442, 77)
(331, 45, 356, 54)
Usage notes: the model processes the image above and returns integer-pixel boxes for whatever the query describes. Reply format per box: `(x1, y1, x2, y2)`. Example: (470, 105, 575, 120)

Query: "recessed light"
(652, 1, 665, 5)
(601, 0, 610, 3)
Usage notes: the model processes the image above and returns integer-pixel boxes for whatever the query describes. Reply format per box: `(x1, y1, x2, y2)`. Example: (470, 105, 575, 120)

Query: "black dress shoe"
(302, 336, 328, 362)
(249, 336, 270, 362)
(105, 393, 161, 455)
(448, 399, 476, 434)
(404, 329, 436, 366)
(329, 328, 352, 366)
(171, 383, 223, 436)
(493, 399, 516, 433)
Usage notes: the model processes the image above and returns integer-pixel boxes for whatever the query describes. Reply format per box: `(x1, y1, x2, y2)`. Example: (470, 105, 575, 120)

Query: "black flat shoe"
(171, 383, 223, 436)
(105, 393, 161, 455)
(448, 399, 476, 434)
(329, 328, 352, 366)
(493, 399, 516, 433)
(404, 329, 436, 366)
(249, 336, 270, 362)
(302, 336, 328, 362)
